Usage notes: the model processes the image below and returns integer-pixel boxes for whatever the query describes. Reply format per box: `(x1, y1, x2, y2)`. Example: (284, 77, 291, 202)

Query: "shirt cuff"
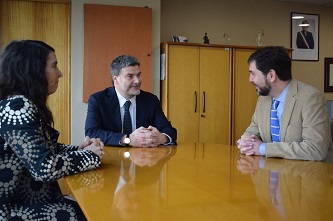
(259, 143, 266, 156)
(162, 133, 173, 145)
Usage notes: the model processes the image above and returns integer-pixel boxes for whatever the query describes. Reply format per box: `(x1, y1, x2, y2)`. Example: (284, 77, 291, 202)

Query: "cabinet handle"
(194, 91, 197, 113)
(201, 91, 206, 117)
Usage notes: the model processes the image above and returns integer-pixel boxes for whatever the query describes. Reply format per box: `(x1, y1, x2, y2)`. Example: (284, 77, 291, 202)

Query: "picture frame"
(171, 35, 188, 42)
(324, 58, 333, 92)
(291, 12, 319, 61)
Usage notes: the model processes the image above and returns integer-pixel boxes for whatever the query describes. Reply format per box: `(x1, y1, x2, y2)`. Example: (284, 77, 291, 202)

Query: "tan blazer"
(245, 79, 333, 160)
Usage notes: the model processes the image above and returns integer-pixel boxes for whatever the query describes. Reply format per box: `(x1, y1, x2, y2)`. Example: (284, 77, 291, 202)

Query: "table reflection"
(112, 147, 176, 220)
(237, 155, 330, 221)
(66, 146, 176, 220)
(65, 144, 333, 221)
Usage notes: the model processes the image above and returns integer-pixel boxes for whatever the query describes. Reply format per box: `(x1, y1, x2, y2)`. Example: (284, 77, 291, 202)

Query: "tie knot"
(273, 100, 280, 110)
(124, 100, 131, 111)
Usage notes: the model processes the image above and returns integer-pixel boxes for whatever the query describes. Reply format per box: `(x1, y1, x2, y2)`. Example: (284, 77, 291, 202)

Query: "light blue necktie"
(270, 170, 279, 206)
(270, 100, 280, 142)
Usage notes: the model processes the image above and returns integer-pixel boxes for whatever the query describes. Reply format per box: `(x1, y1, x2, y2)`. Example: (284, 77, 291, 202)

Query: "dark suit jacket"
(85, 87, 177, 146)
(296, 30, 314, 49)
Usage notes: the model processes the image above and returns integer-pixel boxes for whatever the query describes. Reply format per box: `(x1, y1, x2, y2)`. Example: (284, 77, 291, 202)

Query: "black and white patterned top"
(0, 95, 100, 220)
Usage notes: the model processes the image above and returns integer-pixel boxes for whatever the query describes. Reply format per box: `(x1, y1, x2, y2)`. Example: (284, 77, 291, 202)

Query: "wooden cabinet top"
(161, 41, 293, 52)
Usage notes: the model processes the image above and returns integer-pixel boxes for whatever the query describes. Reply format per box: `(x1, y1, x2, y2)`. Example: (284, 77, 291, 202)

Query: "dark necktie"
(270, 100, 280, 142)
(123, 100, 132, 135)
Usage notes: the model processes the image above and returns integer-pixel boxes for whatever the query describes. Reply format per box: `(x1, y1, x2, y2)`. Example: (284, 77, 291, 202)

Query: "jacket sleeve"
(150, 95, 177, 143)
(0, 97, 101, 182)
(85, 94, 123, 146)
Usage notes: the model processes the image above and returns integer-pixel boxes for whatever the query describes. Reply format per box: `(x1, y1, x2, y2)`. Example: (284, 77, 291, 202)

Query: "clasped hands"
(129, 126, 168, 147)
(236, 134, 262, 156)
(79, 136, 105, 160)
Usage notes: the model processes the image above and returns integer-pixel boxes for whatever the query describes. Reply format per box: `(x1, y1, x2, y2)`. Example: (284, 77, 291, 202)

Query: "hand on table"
(80, 136, 105, 159)
(129, 126, 168, 147)
(236, 134, 262, 156)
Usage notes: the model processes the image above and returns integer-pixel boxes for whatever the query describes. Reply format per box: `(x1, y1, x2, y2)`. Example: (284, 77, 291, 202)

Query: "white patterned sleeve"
(0, 96, 100, 182)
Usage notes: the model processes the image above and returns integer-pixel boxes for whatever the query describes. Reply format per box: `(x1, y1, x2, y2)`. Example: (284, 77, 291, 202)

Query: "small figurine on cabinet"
(256, 29, 264, 47)
(203, 33, 210, 44)
(223, 33, 230, 45)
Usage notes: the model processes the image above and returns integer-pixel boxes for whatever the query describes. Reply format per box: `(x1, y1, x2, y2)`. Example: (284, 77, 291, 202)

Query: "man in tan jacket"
(236, 46, 332, 161)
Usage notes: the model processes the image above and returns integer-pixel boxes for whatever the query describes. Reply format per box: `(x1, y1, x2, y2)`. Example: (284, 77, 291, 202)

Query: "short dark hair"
(0, 40, 55, 127)
(110, 55, 140, 85)
(248, 46, 292, 81)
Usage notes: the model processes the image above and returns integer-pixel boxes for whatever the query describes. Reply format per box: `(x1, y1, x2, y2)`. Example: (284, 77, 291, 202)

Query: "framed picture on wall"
(291, 12, 319, 61)
(324, 58, 333, 92)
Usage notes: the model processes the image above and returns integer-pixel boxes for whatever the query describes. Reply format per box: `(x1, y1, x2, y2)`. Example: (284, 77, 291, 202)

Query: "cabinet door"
(167, 45, 200, 143)
(233, 48, 258, 143)
(83, 4, 152, 102)
(200, 47, 231, 144)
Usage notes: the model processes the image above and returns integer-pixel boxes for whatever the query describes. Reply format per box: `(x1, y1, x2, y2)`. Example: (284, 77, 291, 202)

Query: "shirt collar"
(115, 88, 136, 107)
(275, 81, 291, 103)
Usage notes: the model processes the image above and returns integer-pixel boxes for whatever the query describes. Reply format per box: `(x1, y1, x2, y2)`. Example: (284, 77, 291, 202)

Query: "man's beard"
(128, 83, 141, 95)
(255, 79, 271, 96)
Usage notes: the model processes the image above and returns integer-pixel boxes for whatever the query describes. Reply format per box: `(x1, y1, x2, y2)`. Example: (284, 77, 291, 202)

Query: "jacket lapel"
(107, 87, 122, 130)
(135, 92, 144, 128)
(262, 96, 273, 142)
(279, 80, 297, 141)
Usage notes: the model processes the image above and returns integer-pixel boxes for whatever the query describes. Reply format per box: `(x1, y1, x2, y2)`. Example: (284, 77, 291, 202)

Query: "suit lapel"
(135, 92, 144, 128)
(263, 96, 273, 142)
(107, 87, 122, 130)
(280, 80, 297, 141)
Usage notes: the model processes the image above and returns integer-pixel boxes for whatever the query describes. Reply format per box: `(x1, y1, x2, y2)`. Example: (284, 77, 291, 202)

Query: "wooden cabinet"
(161, 43, 232, 144)
(161, 42, 260, 144)
(162, 45, 200, 143)
(232, 48, 259, 144)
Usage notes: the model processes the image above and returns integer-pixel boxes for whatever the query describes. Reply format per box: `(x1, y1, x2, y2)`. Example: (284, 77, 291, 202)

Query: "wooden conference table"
(65, 143, 333, 221)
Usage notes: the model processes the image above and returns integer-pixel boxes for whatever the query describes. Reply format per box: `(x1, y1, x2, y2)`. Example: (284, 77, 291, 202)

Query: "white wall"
(71, 0, 161, 144)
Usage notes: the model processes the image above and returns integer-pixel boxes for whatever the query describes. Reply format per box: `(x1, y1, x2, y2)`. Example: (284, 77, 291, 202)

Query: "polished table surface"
(65, 143, 333, 221)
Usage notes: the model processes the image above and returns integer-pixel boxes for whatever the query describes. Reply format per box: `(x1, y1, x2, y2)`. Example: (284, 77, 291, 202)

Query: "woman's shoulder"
(1, 95, 31, 103)
(0, 95, 37, 113)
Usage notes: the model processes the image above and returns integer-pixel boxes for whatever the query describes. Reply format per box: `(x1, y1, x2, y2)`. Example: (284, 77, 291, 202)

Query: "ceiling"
(273, 0, 333, 7)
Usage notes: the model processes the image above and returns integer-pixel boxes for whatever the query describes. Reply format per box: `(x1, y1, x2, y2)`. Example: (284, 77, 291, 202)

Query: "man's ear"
(112, 75, 117, 83)
(267, 69, 277, 82)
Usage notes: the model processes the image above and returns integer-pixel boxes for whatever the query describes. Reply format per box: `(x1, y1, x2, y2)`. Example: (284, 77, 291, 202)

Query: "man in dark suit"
(85, 55, 177, 147)
(296, 20, 314, 49)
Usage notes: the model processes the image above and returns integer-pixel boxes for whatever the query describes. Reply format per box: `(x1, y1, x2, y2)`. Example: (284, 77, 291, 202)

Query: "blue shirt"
(259, 82, 291, 155)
